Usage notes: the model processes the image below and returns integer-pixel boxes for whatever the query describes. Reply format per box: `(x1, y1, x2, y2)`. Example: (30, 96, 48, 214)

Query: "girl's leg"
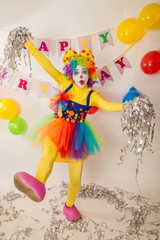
(36, 136, 59, 185)
(63, 160, 84, 221)
(66, 160, 84, 208)
(14, 136, 58, 202)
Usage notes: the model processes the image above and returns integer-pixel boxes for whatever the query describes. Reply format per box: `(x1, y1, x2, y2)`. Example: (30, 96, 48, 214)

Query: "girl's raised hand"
(24, 36, 30, 46)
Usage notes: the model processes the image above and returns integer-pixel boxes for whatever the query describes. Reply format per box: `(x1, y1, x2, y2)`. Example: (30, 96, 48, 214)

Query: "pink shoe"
(63, 203, 82, 222)
(14, 172, 46, 202)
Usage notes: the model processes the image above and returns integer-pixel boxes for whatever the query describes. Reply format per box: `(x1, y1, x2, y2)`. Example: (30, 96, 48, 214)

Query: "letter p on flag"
(78, 35, 92, 52)
(58, 39, 71, 57)
(60, 42, 68, 51)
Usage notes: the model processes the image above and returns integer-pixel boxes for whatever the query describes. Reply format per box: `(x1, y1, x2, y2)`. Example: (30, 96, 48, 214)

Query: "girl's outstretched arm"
(24, 37, 65, 85)
(90, 91, 123, 112)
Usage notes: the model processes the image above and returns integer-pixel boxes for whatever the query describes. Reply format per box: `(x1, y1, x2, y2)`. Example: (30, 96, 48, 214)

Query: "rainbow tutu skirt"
(28, 114, 103, 161)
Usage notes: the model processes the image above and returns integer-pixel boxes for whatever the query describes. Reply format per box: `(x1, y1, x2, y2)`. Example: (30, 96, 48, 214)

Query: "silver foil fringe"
(0, 26, 33, 77)
(120, 95, 156, 164)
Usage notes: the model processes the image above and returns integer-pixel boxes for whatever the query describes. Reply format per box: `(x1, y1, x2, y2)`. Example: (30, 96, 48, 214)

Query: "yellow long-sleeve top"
(25, 41, 123, 112)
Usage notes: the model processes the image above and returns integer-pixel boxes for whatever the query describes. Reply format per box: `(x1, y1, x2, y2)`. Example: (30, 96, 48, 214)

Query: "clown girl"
(14, 36, 123, 222)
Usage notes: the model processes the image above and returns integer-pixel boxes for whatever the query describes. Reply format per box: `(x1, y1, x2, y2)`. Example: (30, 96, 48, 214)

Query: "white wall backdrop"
(0, 0, 160, 200)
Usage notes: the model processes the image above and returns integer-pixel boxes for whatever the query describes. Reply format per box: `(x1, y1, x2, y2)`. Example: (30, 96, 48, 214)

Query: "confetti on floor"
(0, 182, 160, 240)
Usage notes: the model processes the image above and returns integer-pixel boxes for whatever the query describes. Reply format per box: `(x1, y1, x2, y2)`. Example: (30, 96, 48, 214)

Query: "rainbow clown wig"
(63, 48, 99, 88)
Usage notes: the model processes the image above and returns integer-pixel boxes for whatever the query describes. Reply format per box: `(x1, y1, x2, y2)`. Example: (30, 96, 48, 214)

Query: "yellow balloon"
(117, 18, 144, 44)
(0, 99, 18, 120)
(139, 3, 160, 30)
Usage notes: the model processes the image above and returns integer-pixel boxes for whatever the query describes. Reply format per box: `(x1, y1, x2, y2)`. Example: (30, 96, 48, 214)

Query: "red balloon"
(88, 106, 99, 114)
(140, 50, 160, 74)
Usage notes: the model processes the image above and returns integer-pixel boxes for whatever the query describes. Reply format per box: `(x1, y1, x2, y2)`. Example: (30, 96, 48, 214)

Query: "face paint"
(73, 65, 89, 88)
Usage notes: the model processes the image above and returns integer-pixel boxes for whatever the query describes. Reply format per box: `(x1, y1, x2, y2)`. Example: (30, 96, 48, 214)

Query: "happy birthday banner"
(33, 28, 114, 56)
(0, 26, 133, 92)
(23, 30, 114, 58)
(0, 31, 133, 97)
(31, 29, 133, 85)
(0, 26, 116, 55)
(0, 47, 132, 98)
(0, 27, 115, 55)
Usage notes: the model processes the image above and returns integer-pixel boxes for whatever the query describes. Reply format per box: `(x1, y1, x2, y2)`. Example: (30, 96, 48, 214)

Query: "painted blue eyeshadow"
(73, 69, 79, 75)
(82, 69, 87, 74)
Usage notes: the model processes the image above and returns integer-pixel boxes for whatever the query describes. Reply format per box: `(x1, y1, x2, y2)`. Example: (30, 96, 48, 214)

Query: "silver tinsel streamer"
(0, 182, 159, 240)
(0, 75, 2, 85)
(120, 96, 156, 193)
(120, 95, 155, 164)
(0, 26, 33, 77)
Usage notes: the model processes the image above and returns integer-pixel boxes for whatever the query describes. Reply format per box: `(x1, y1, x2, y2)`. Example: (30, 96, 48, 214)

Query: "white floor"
(0, 182, 159, 240)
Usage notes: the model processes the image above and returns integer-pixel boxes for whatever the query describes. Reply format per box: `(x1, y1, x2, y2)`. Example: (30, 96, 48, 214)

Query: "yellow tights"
(36, 136, 83, 208)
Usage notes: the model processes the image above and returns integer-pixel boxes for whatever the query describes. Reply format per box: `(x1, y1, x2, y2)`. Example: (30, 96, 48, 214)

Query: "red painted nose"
(80, 75, 83, 78)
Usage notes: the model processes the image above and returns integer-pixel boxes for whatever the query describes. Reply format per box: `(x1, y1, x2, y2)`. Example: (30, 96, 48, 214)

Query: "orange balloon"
(0, 99, 18, 120)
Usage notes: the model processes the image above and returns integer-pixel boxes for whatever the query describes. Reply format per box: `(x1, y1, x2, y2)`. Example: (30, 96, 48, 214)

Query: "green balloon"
(8, 116, 26, 135)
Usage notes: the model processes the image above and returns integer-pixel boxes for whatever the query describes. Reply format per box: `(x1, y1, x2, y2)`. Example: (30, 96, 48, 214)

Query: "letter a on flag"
(97, 66, 113, 86)
(37, 39, 51, 57)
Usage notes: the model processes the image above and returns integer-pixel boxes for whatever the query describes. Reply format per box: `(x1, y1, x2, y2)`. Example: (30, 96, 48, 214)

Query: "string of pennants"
(29, 28, 115, 55)
(0, 28, 133, 98)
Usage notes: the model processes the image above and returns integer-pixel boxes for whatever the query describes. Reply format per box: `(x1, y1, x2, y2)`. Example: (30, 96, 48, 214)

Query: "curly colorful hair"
(63, 57, 99, 88)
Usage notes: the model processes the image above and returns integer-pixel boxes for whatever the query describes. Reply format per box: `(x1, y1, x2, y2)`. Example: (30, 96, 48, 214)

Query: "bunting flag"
(0, 26, 135, 97)
(15, 77, 32, 95)
(113, 54, 132, 75)
(98, 29, 114, 49)
(97, 66, 113, 86)
(38, 81, 52, 98)
(37, 39, 51, 57)
(58, 39, 71, 57)
(78, 35, 92, 52)
(1, 69, 13, 86)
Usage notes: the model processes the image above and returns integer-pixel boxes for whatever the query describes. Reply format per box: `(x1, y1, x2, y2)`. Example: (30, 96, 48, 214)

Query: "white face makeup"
(73, 65, 89, 88)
